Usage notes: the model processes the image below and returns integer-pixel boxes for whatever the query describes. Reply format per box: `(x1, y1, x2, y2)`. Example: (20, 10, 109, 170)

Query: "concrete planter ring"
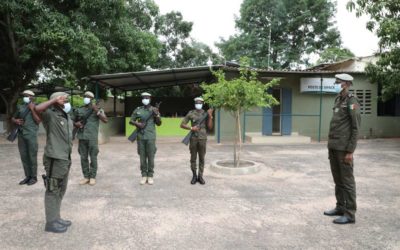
(209, 159, 262, 175)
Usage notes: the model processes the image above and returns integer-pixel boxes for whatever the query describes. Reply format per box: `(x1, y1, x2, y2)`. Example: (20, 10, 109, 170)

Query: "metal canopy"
(87, 66, 222, 91)
(86, 65, 359, 92)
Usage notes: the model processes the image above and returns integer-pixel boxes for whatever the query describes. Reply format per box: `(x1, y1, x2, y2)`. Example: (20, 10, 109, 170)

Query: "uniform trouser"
(78, 139, 99, 179)
(43, 155, 71, 223)
(189, 137, 207, 174)
(18, 135, 38, 178)
(137, 139, 156, 177)
(328, 149, 357, 220)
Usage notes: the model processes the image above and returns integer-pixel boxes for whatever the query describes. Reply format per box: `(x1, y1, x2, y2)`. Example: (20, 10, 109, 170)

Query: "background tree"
(201, 58, 279, 167)
(316, 47, 355, 64)
(217, 0, 342, 69)
(347, 0, 400, 100)
(0, 0, 161, 129)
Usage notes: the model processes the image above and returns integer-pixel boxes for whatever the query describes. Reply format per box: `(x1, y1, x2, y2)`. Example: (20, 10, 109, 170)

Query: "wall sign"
(300, 77, 337, 94)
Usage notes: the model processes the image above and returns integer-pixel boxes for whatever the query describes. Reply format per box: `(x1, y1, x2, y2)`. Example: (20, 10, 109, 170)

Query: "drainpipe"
(318, 76, 323, 142)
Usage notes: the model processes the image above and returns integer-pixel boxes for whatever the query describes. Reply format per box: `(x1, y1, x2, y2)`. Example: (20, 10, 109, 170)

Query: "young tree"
(217, 0, 342, 69)
(347, 0, 400, 100)
(201, 58, 279, 167)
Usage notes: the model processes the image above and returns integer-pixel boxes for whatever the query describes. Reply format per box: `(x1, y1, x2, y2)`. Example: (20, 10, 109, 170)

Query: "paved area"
(0, 136, 399, 250)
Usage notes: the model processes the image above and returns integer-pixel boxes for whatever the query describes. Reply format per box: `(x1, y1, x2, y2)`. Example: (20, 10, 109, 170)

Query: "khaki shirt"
(42, 106, 73, 160)
(74, 104, 103, 141)
(181, 109, 208, 139)
(13, 104, 39, 137)
(327, 92, 361, 153)
(130, 106, 159, 140)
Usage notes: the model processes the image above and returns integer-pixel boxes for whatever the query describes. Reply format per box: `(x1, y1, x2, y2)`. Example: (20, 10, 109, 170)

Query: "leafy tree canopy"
(347, 0, 400, 100)
(217, 0, 342, 69)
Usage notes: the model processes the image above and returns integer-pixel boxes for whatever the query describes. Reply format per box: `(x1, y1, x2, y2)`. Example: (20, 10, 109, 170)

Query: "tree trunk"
(5, 84, 24, 132)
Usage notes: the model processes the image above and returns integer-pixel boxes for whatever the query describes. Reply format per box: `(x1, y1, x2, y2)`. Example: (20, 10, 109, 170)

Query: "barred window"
(349, 89, 372, 115)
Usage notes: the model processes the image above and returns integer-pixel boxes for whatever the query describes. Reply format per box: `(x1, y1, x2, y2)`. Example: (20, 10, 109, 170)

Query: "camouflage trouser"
(137, 139, 157, 177)
(189, 137, 207, 174)
(18, 135, 38, 178)
(43, 155, 71, 223)
(328, 149, 357, 220)
(78, 139, 99, 179)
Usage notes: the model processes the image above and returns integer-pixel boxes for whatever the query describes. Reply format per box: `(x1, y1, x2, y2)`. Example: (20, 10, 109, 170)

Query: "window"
(377, 84, 400, 116)
(349, 89, 372, 115)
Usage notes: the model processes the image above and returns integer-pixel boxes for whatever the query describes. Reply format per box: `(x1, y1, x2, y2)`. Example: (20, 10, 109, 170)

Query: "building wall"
(215, 74, 400, 142)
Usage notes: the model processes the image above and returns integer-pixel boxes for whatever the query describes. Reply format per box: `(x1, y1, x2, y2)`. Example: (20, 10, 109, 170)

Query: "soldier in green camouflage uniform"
(129, 92, 161, 185)
(73, 91, 108, 186)
(11, 90, 41, 186)
(35, 92, 73, 233)
(324, 74, 361, 224)
(181, 97, 213, 185)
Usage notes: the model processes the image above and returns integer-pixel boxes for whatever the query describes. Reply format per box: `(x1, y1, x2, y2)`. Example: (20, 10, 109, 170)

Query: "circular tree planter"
(209, 160, 262, 175)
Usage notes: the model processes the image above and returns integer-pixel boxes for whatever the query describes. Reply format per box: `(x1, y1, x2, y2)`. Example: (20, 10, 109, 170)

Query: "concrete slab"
(0, 136, 399, 249)
(246, 132, 312, 144)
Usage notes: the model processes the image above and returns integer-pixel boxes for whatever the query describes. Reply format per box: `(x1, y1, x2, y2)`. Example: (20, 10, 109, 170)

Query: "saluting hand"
(207, 108, 213, 117)
(55, 95, 67, 105)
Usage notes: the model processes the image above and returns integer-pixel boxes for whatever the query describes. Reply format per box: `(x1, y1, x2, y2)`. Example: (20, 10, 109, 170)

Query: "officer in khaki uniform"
(73, 91, 108, 186)
(35, 92, 73, 233)
(130, 92, 161, 185)
(11, 90, 41, 185)
(324, 74, 361, 224)
(180, 97, 213, 185)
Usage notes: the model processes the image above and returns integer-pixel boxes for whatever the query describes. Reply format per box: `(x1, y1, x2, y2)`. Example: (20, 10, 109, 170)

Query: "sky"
(153, 0, 379, 57)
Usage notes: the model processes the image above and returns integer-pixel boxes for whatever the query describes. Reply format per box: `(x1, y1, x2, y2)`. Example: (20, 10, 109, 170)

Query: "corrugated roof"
(87, 65, 364, 91)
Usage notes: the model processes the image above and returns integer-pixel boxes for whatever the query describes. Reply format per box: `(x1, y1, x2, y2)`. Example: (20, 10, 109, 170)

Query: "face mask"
(334, 84, 342, 93)
(142, 99, 150, 106)
(23, 97, 30, 104)
(83, 97, 91, 105)
(195, 104, 203, 110)
(63, 103, 72, 113)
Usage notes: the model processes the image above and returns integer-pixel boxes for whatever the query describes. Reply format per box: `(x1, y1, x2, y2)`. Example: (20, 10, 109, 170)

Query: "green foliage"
(347, 0, 400, 99)
(317, 47, 355, 64)
(201, 58, 279, 113)
(217, 0, 341, 69)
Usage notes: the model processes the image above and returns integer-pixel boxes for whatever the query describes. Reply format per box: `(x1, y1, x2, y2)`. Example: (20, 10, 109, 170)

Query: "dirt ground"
(0, 136, 399, 250)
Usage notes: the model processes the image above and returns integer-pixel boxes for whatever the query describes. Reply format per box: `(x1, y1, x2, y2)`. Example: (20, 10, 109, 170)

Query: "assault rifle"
(181, 113, 208, 146)
(128, 102, 161, 142)
(7, 106, 32, 142)
(72, 100, 99, 140)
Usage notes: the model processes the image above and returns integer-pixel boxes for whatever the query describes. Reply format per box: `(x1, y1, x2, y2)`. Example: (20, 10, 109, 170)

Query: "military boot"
(56, 218, 72, 227)
(27, 176, 37, 185)
(19, 177, 30, 185)
(191, 170, 197, 185)
(45, 221, 68, 233)
(197, 172, 205, 185)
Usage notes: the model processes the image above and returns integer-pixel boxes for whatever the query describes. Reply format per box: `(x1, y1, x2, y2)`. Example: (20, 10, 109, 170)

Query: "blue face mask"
(334, 84, 342, 93)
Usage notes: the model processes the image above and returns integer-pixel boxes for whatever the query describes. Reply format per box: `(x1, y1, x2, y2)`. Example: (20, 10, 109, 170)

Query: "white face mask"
(195, 103, 203, 110)
(83, 97, 91, 105)
(142, 99, 150, 106)
(23, 97, 31, 104)
(63, 103, 72, 113)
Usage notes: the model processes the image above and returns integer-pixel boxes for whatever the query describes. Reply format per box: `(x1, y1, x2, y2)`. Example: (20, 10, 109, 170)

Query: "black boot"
(19, 177, 30, 185)
(27, 176, 37, 186)
(56, 218, 72, 227)
(197, 172, 205, 185)
(45, 221, 68, 233)
(191, 170, 197, 185)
